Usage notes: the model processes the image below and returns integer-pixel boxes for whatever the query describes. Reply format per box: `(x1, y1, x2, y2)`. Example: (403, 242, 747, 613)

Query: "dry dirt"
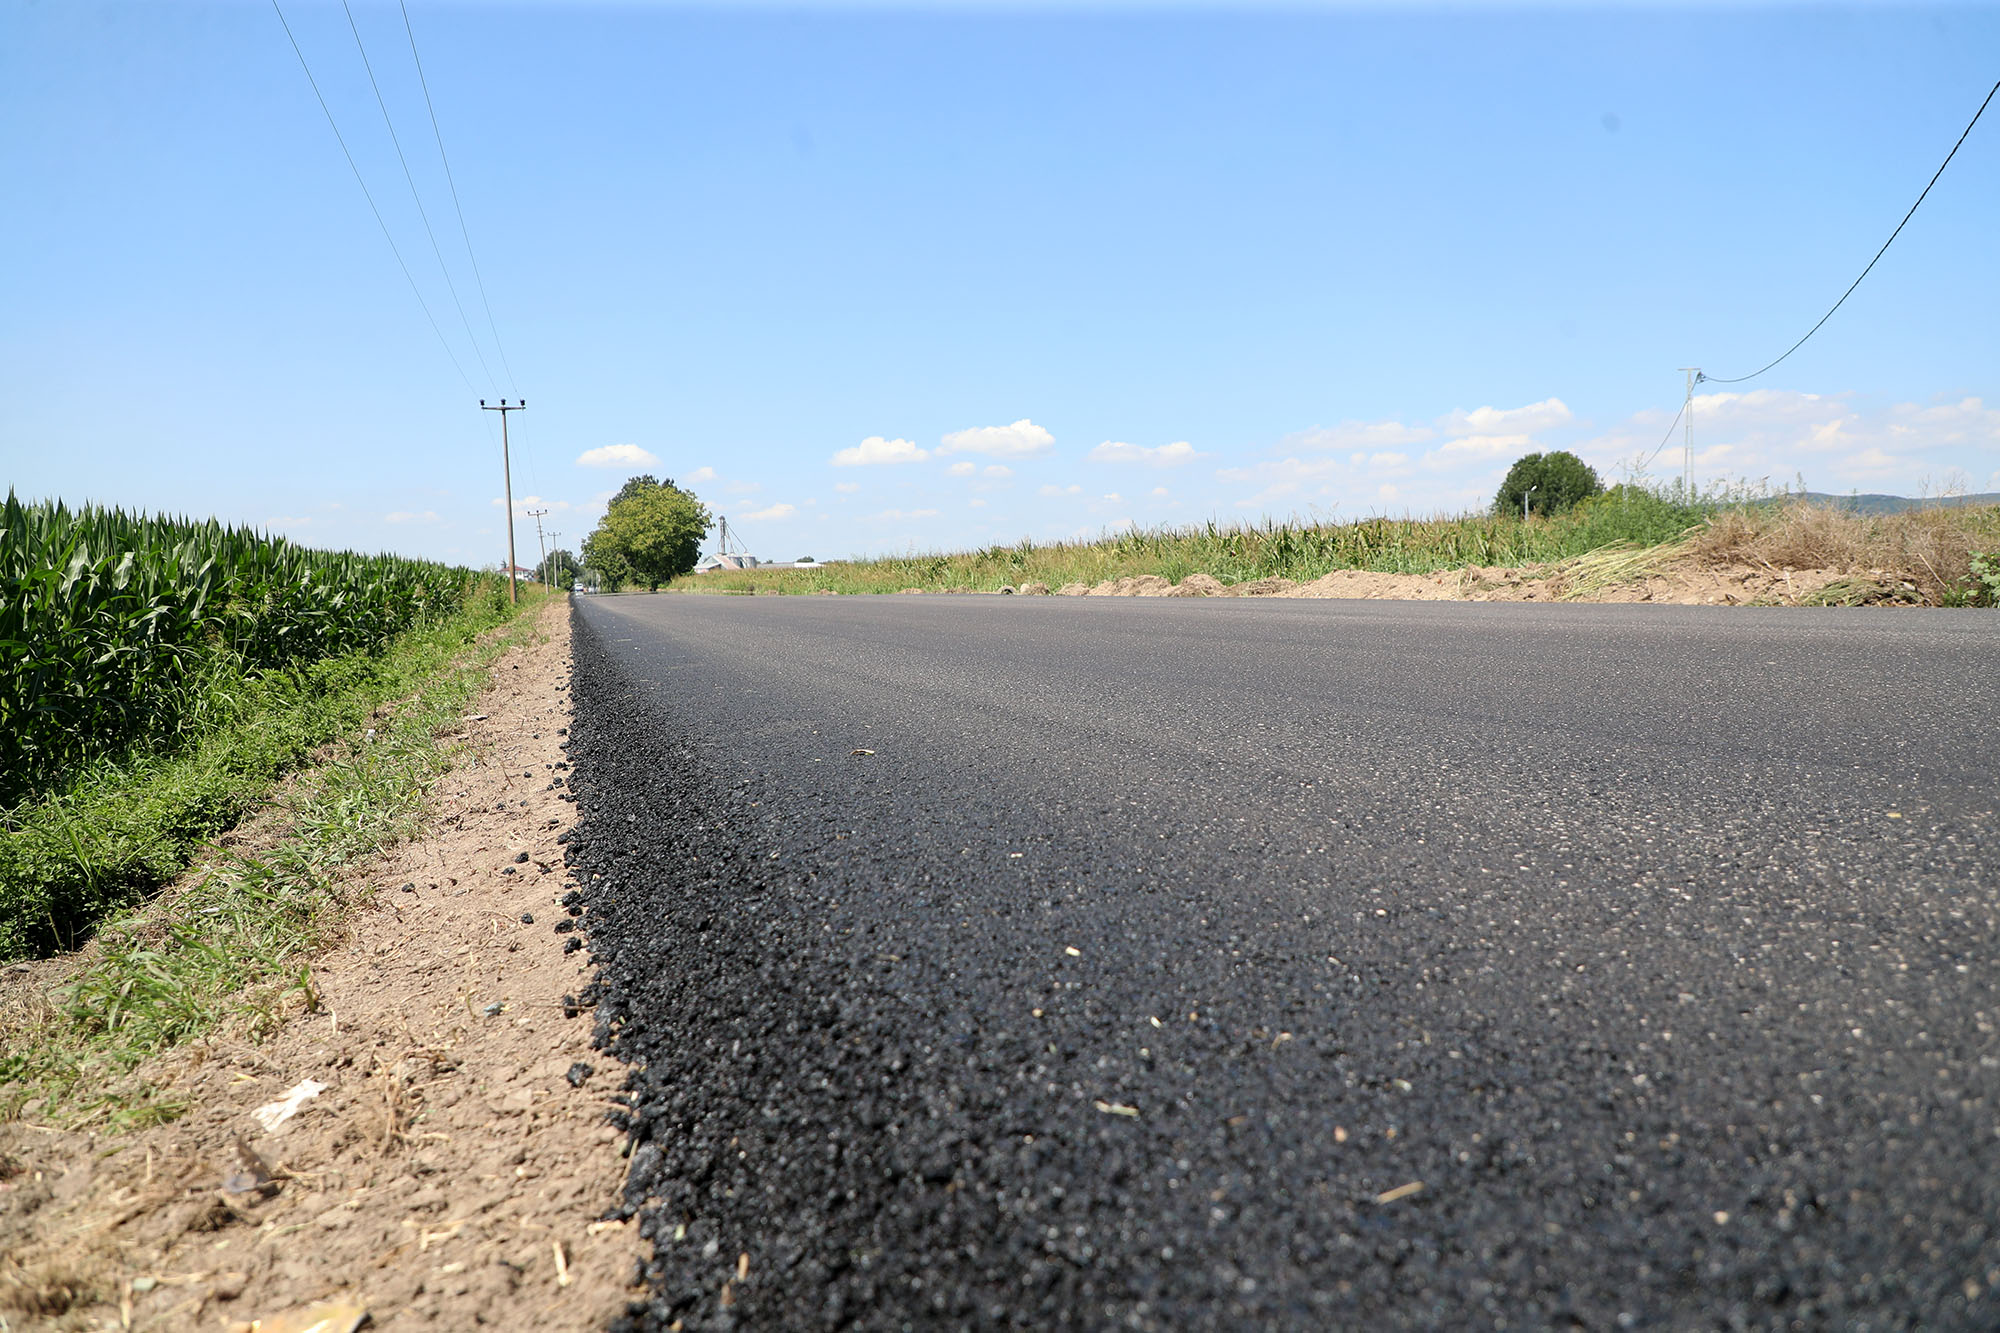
(1026, 561, 1867, 605)
(0, 602, 644, 1332)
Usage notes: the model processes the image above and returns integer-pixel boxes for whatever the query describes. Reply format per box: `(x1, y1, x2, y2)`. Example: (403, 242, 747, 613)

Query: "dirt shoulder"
(1027, 560, 1853, 605)
(0, 601, 643, 1332)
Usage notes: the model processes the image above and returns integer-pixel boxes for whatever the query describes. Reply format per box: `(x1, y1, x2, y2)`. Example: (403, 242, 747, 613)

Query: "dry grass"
(1552, 541, 1682, 600)
(1686, 501, 1999, 604)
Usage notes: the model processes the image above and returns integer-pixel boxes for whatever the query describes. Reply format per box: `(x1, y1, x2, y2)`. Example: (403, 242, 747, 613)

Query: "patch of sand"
(0, 602, 641, 1332)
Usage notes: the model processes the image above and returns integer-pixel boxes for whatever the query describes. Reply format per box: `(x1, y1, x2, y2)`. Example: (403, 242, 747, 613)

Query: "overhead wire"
(270, 0, 477, 393)
(391, 1, 541, 522)
(339, 0, 499, 395)
(1701, 78, 1999, 386)
(1634, 394, 1690, 472)
(399, 0, 519, 397)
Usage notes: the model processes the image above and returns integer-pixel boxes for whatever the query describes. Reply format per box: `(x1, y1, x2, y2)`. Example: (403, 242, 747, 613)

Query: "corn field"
(0, 492, 489, 809)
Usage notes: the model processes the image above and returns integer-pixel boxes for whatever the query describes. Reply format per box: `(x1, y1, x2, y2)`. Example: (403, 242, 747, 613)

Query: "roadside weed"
(1957, 552, 2000, 607)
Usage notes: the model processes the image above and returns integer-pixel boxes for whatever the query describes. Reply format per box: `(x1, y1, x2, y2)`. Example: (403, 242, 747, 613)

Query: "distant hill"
(1797, 492, 2000, 516)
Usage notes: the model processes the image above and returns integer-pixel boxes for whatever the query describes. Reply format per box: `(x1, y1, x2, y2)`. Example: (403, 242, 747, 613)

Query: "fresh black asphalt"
(561, 594, 2000, 1331)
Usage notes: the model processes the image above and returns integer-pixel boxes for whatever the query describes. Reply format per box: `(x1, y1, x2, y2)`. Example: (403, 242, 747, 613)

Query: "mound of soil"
(1025, 561, 1899, 606)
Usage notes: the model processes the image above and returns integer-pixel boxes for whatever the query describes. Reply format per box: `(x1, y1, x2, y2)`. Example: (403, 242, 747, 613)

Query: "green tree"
(543, 547, 582, 590)
(610, 474, 662, 507)
(580, 530, 633, 592)
(1495, 451, 1602, 518)
(584, 475, 711, 591)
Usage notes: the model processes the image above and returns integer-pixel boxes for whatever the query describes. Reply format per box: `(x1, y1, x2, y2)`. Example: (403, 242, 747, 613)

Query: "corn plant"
(0, 491, 487, 809)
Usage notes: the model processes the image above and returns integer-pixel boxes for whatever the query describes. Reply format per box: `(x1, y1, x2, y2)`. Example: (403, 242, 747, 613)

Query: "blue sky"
(4, 2, 1996, 566)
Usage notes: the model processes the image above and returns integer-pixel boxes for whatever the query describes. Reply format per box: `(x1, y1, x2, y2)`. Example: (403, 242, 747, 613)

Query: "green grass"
(0, 581, 530, 961)
(671, 486, 1713, 595)
(0, 590, 548, 1130)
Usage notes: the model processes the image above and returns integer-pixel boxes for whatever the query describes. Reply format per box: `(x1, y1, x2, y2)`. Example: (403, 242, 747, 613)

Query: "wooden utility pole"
(480, 399, 526, 602)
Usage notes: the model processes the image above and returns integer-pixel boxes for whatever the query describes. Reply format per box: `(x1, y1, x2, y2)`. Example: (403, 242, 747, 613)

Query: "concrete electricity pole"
(544, 532, 562, 587)
(1676, 368, 1700, 499)
(480, 399, 526, 603)
(526, 507, 549, 588)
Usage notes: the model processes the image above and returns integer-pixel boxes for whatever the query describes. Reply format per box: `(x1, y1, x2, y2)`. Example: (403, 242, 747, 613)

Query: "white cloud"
(832, 436, 928, 466)
(947, 461, 977, 476)
(983, 464, 1012, 477)
(686, 466, 717, 483)
(742, 503, 796, 521)
(1088, 440, 1208, 467)
(1688, 388, 1835, 426)
(1437, 397, 1573, 438)
(834, 482, 861, 493)
(1218, 390, 1992, 523)
(1102, 492, 1123, 503)
(1150, 486, 1170, 497)
(576, 443, 659, 468)
(1218, 452, 1431, 512)
(1216, 456, 1341, 487)
(938, 418, 1054, 458)
(492, 494, 573, 515)
(1576, 390, 2000, 495)
(385, 510, 439, 524)
(1422, 434, 1534, 469)
(1282, 419, 1434, 453)
(1037, 483, 1083, 497)
(1890, 396, 2000, 445)
(969, 498, 987, 508)
(867, 507, 941, 520)
(1837, 447, 1904, 477)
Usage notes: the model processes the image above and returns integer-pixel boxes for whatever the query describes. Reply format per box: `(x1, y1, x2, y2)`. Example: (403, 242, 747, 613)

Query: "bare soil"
(1034, 560, 1871, 605)
(0, 602, 643, 1332)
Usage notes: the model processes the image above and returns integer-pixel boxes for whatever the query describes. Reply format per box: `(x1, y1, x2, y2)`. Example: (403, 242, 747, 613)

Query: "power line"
(1635, 396, 1688, 472)
(510, 405, 547, 514)
(1702, 78, 1999, 386)
(399, 0, 519, 396)
(391, 1, 543, 512)
(339, 0, 498, 394)
(270, 0, 476, 392)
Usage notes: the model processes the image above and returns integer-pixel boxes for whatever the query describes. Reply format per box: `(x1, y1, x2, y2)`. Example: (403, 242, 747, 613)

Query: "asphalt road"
(563, 594, 2000, 1331)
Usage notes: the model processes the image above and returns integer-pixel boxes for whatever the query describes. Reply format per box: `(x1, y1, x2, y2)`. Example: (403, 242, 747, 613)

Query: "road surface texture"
(563, 595, 2000, 1331)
